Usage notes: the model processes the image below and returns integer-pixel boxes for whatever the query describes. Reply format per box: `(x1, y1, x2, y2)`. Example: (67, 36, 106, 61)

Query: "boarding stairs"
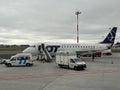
(40, 43, 52, 62)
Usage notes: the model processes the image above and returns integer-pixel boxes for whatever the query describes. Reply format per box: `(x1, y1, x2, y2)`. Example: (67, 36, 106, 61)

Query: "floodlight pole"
(75, 11, 81, 43)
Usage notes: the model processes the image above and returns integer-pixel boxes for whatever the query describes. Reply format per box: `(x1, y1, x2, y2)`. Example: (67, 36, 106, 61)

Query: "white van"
(56, 52, 87, 70)
(5, 53, 34, 67)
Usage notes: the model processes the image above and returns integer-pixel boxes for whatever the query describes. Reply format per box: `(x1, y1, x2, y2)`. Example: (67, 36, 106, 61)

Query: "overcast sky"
(0, 0, 120, 45)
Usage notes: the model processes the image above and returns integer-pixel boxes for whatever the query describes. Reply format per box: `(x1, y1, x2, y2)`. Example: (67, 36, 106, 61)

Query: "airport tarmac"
(0, 53, 120, 90)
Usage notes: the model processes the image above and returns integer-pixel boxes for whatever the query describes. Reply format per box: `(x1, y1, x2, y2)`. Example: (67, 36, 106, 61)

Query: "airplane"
(23, 27, 117, 61)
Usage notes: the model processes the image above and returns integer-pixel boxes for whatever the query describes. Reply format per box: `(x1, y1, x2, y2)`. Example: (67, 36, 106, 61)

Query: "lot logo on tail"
(100, 27, 117, 44)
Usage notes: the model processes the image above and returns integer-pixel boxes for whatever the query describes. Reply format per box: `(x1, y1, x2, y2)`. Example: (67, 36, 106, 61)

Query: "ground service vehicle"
(56, 52, 87, 70)
(5, 53, 34, 67)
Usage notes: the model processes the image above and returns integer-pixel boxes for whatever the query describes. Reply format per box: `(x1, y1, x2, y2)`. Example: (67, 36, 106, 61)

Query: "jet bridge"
(39, 43, 52, 62)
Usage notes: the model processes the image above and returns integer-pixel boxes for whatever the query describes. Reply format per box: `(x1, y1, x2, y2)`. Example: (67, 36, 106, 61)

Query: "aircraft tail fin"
(100, 27, 117, 45)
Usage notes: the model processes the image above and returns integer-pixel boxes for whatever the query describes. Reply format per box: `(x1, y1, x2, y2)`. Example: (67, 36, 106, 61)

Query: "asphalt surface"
(0, 53, 120, 90)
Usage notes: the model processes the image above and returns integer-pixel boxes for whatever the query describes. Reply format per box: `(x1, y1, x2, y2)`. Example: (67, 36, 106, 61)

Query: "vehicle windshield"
(74, 58, 82, 62)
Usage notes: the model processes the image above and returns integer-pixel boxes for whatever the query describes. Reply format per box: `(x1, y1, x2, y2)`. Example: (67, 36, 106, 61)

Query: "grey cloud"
(0, 0, 120, 44)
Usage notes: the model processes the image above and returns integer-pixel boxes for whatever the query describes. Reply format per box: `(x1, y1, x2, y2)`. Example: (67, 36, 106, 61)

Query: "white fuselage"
(23, 43, 109, 55)
(58, 43, 108, 52)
